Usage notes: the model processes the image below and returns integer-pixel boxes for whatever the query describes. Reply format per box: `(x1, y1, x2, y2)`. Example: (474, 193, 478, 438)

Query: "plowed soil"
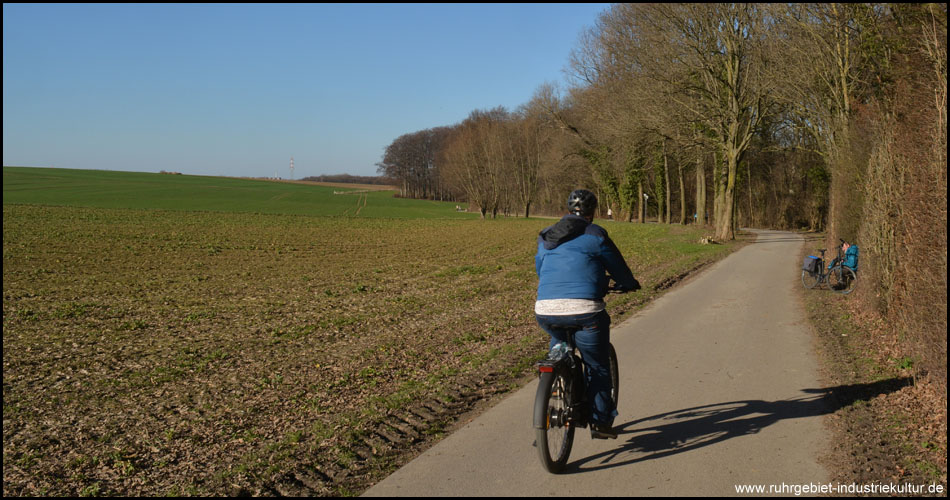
(3, 205, 735, 496)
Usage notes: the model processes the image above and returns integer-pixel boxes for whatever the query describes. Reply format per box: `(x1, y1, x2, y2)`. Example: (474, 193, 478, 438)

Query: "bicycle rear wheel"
(828, 265, 856, 294)
(534, 371, 575, 473)
(801, 270, 820, 289)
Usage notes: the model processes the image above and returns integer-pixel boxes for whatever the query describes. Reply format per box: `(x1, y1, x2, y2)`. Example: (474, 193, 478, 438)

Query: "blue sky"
(3, 3, 609, 178)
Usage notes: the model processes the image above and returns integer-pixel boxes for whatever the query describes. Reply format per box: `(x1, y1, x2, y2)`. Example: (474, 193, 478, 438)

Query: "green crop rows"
(2, 166, 472, 219)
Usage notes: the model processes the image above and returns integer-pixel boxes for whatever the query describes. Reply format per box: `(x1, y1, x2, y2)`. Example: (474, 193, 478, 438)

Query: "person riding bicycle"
(534, 189, 640, 439)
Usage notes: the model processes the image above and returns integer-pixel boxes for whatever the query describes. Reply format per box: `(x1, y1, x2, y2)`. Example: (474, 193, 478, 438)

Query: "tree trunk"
(696, 154, 706, 225)
(713, 151, 725, 230)
(678, 159, 686, 224)
(664, 148, 672, 224)
(655, 153, 665, 224)
(716, 151, 738, 241)
(746, 159, 754, 228)
(638, 180, 645, 223)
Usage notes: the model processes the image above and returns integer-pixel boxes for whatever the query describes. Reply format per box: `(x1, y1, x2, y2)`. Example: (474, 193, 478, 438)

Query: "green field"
(2, 166, 472, 218)
(3, 166, 741, 496)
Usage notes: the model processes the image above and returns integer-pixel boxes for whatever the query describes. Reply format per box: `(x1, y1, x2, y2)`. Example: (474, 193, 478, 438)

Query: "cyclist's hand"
(608, 279, 640, 293)
(619, 278, 641, 292)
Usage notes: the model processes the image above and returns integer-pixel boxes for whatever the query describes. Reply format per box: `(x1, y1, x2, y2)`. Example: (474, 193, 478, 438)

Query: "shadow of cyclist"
(561, 377, 912, 473)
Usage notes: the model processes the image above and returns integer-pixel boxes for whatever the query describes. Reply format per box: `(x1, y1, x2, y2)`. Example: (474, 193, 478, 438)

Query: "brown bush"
(849, 7, 947, 390)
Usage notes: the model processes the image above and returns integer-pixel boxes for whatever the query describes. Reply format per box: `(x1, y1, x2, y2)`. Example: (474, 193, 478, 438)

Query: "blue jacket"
(535, 214, 638, 301)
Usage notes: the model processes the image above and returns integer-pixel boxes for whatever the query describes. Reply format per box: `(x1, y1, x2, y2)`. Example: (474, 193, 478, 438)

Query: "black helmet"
(567, 189, 597, 217)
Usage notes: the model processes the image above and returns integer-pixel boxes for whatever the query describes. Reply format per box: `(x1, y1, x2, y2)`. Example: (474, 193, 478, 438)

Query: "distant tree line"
(380, 3, 946, 388)
(301, 174, 397, 186)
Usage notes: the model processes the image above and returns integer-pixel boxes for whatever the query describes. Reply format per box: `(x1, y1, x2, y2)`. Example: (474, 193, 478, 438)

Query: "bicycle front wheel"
(608, 343, 619, 409)
(801, 270, 820, 289)
(828, 265, 857, 294)
(534, 371, 575, 473)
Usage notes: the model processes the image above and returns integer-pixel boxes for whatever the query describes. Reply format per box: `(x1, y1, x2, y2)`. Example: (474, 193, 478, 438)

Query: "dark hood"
(539, 214, 590, 250)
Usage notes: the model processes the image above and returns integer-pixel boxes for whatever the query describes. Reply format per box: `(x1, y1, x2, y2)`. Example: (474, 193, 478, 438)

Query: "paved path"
(363, 229, 830, 496)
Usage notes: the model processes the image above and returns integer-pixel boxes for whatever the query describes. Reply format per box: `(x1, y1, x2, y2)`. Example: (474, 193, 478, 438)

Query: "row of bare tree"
(379, 3, 946, 387)
(377, 105, 556, 218)
(378, 4, 849, 238)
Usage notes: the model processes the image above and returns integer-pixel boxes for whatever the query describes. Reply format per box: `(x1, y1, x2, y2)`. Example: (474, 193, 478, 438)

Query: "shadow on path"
(564, 377, 912, 473)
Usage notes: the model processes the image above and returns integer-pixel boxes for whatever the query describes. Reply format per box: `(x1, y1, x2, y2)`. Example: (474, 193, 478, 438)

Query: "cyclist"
(534, 189, 640, 439)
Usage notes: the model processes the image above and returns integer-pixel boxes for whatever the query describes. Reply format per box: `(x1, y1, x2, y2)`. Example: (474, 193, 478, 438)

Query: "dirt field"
(2, 204, 735, 496)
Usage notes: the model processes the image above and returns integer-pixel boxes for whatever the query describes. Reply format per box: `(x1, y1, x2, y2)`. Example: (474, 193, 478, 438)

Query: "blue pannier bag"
(803, 256, 820, 274)
(844, 245, 859, 272)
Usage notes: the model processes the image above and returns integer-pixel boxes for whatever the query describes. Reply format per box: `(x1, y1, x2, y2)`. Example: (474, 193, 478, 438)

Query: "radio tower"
(289, 156, 295, 180)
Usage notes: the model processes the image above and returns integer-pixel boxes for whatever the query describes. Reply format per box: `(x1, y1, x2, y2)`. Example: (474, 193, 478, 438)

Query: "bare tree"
(662, 4, 775, 239)
(582, 4, 776, 238)
(768, 4, 892, 240)
(377, 127, 453, 200)
(441, 108, 513, 218)
(546, 30, 656, 224)
(509, 96, 556, 218)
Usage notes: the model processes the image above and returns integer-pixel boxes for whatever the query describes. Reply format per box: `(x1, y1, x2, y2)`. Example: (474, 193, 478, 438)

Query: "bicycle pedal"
(590, 425, 618, 440)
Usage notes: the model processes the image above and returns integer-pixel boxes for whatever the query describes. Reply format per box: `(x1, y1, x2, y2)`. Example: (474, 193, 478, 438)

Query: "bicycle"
(532, 286, 626, 473)
(802, 238, 857, 295)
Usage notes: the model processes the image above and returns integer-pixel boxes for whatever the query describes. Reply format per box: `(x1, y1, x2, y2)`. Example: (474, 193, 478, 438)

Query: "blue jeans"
(536, 310, 617, 426)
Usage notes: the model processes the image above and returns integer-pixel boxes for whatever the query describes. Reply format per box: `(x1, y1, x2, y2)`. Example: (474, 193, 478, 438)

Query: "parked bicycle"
(532, 287, 623, 473)
(802, 238, 859, 295)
